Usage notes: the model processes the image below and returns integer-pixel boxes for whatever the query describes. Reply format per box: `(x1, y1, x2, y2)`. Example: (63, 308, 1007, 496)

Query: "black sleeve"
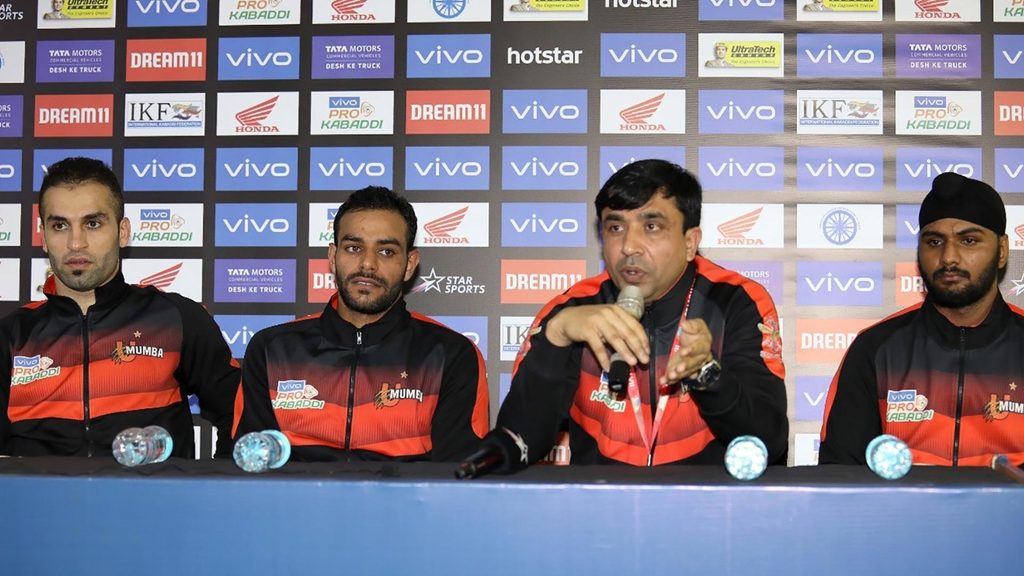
(429, 335, 489, 462)
(232, 328, 282, 440)
(818, 335, 883, 465)
(0, 327, 11, 455)
(689, 291, 789, 464)
(169, 295, 240, 457)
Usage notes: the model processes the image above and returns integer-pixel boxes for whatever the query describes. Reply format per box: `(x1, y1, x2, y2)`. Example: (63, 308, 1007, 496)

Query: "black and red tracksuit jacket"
(0, 273, 239, 457)
(820, 295, 1024, 467)
(232, 296, 489, 462)
(494, 256, 788, 467)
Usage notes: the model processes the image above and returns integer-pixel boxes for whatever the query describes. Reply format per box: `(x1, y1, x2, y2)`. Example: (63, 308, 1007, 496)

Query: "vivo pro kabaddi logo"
(274, 380, 325, 410)
(885, 389, 934, 422)
(11, 355, 61, 386)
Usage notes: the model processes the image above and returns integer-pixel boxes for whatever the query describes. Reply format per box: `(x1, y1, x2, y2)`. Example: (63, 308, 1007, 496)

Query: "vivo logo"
(804, 160, 876, 178)
(705, 102, 776, 121)
(413, 159, 482, 177)
(140, 209, 171, 220)
(317, 159, 387, 177)
(222, 216, 290, 234)
(131, 161, 197, 178)
(134, 0, 200, 13)
(329, 97, 359, 108)
(414, 47, 484, 64)
(607, 45, 678, 64)
(706, 160, 776, 177)
(1003, 163, 1024, 179)
(226, 50, 293, 68)
(509, 216, 580, 234)
(914, 96, 947, 108)
(804, 46, 875, 64)
(804, 274, 876, 293)
(222, 327, 254, 346)
(1003, 50, 1023, 65)
(223, 160, 291, 178)
(509, 102, 580, 121)
(0, 164, 14, 178)
(903, 159, 974, 179)
(606, 157, 642, 173)
(887, 390, 916, 403)
(510, 159, 580, 177)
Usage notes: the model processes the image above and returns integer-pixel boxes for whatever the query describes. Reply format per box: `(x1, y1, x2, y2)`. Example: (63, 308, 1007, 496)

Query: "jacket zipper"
(81, 313, 93, 457)
(343, 330, 362, 451)
(952, 328, 967, 466)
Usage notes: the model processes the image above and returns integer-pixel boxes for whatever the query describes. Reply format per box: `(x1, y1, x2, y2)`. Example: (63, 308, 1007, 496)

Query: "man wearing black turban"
(819, 173, 1024, 468)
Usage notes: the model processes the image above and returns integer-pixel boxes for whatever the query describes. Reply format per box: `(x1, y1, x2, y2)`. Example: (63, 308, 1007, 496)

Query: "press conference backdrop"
(0, 0, 1022, 465)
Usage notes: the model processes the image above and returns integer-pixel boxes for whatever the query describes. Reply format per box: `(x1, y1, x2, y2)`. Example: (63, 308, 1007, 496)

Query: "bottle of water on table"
(112, 425, 173, 467)
(233, 430, 291, 473)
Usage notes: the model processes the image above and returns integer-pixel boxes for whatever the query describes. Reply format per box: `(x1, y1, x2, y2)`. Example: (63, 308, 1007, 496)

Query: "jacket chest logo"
(374, 382, 423, 409)
(111, 331, 165, 364)
(11, 355, 61, 386)
(985, 387, 1024, 422)
(885, 389, 935, 423)
(273, 379, 325, 410)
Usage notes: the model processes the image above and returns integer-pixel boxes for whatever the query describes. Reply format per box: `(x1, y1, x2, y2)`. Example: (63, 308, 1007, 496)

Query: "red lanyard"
(625, 278, 696, 462)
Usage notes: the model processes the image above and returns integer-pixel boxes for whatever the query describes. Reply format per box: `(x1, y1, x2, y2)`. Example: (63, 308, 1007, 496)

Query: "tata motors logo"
(126, 38, 206, 81)
(502, 146, 587, 190)
(896, 90, 981, 135)
(219, 0, 299, 25)
(215, 147, 297, 191)
(406, 90, 490, 134)
(128, 0, 207, 27)
(699, 147, 783, 191)
(797, 147, 883, 192)
(600, 146, 685, 182)
(309, 146, 392, 191)
(408, 34, 490, 78)
(412, 203, 489, 247)
(797, 90, 882, 134)
(600, 90, 684, 134)
(313, 35, 393, 80)
(797, 33, 881, 77)
(896, 147, 980, 192)
(214, 259, 296, 303)
(503, 89, 587, 134)
(36, 40, 113, 83)
(406, 146, 489, 191)
(219, 36, 300, 80)
(124, 92, 205, 137)
(896, 34, 981, 78)
(0, 95, 23, 137)
(311, 0, 396, 23)
(124, 148, 204, 192)
(699, 0, 782, 21)
(217, 92, 299, 136)
(35, 94, 113, 137)
(312, 91, 394, 135)
(127, 204, 203, 247)
(600, 33, 684, 77)
(995, 91, 1024, 136)
(216, 203, 297, 247)
(698, 90, 783, 134)
(501, 203, 587, 248)
(796, 204, 883, 249)
(500, 260, 587, 304)
(701, 204, 784, 249)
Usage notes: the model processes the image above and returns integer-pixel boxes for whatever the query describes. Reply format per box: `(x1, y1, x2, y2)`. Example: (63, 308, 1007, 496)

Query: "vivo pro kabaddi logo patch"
(885, 389, 934, 422)
(11, 355, 61, 386)
(274, 379, 325, 410)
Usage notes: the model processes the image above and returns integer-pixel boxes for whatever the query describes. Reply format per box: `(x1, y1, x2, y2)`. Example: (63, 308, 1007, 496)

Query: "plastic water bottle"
(233, 430, 291, 473)
(866, 434, 913, 480)
(112, 425, 173, 467)
(724, 435, 768, 480)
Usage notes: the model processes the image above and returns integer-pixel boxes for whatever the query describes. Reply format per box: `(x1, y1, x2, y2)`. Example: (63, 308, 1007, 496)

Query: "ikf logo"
(406, 146, 489, 191)
(797, 34, 882, 77)
(215, 147, 297, 192)
(500, 260, 587, 304)
(412, 203, 489, 248)
(214, 259, 296, 304)
(895, 34, 981, 79)
(217, 92, 299, 136)
(219, 0, 300, 25)
(0, 149, 20, 192)
(35, 94, 113, 137)
(307, 203, 337, 247)
(501, 146, 587, 190)
(0, 42, 25, 83)
(698, 0, 783, 21)
(123, 148, 204, 192)
(996, 148, 1024, 192)
(311, 91, 394, 135)
(995, 91, 1024, 136)
(309, 147, 392, 191)
(895, 204, 919, 249)
(408, 34, 490, 78)
(431, 316, 488, 360)
(0, 204, 20, 246)
(797, 147, 883, 192)
(125, 204, 203, 247)
(311, 0, 396, 24)
(600, 33, 685, 77)
(128, 0, 207, 27)
(600, 89, 685, 134)
(499, 316, 534, 361)
(698, 90, 783, 134)
(126, 38, 206, 82)
(700, 204, 785, 249)
(995, 35, 1024, 79)
(219, 36, 300, 81)
(896, 147, 980, 192)
(214, 315, 294, 358)
(699, 147, 783, 191)
(896, 261, 926, 307)
(0, 95, 23, 137)
(124, 92, 205, 137)
(408, 0, 491, 22)
(313, 35, 394, 80)
(36, 40, 114, 83)
(501, 203, 587, 248)
(406, 90, 490, 134)
(215, 204, 297, 247)
(600, 146, 686, 183)
(796, 376, 831, 421)
(33, 148, 112, 191)
(503, 89, 587, 134)
(796, 90, 883, 135)
(795, 318, 874, 365)
(796, 261, 882, 306)
(796, 204, 883, 250)
(895, 91, 981, 135)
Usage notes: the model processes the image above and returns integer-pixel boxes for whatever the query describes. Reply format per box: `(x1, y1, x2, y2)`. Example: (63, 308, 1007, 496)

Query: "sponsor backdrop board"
(1, 0, 1023, 465)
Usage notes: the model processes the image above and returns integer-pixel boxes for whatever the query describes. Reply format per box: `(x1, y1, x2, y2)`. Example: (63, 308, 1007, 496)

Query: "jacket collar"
(43, 270, 130, 315)
(318, 293, 409, 349)
(922, 293, 1011, 350)
(608, 259, 697, 330)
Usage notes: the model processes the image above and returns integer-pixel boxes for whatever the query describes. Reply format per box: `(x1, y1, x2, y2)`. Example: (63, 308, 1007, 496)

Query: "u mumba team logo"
(374, 382, 424, 408)
(110, 333, 166, 364)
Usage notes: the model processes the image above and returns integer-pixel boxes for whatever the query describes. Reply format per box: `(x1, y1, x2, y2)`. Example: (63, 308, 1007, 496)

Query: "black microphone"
(454, 427, 529, 479)
(607, 285, 644, 395)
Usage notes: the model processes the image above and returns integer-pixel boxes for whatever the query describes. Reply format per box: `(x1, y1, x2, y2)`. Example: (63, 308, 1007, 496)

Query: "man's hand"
(660, 318, 714, 386)
(545, 305, 649, 372)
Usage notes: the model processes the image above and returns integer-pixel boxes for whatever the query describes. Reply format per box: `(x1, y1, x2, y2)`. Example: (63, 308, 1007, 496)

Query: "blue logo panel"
(407, 34, 490, 78)
(218, 37, 300, 80)
(215, 204, 297, 247)
(699, 147, 784, 191)
(600, 33, 685, 77)
(896, 148, 982, 192)
(123, 148, 204, 192)
(33, 149, 112, 191)
(797, 34, 883, 77)
(128, 0, 207, 27)
(599, 147, 686, 183)
(214, 314, 294, 358)
(698, 90, 784, 134)
(406, 146, 489, 191)
(797, 147, 883, 192)
(501, 203, 587, 248)
(216, 148, 298, 192)
(310, 147, 393, 191)
(0, 150, 22, 192)
(502, 147, 587, 191)
(502, 89, 587, 134)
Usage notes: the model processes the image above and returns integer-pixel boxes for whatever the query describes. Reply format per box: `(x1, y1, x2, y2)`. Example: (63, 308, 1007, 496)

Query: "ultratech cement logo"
(885, 389, 935, 423)
(374, 382, 424, 409)
(111, 333, 166, 364)
(11, 355, 60, 386)
(273, 380, 325, 410)
(126, 38, 206, 82)
(411, 267, 486, 295)
(35, 94, 113, 137)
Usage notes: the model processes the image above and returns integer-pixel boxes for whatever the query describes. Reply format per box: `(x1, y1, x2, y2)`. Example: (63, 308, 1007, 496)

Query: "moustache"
(933, 267, 970, 280)
(345, 272, 388, 286)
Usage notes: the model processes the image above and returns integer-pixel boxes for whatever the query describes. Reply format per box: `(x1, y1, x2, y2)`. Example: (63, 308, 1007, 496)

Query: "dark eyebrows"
(44, 211, 109, 224)
(340, 233, 403, 248)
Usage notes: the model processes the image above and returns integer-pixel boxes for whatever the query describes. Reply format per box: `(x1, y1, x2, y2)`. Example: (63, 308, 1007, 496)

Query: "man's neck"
(56, 286, 95, 315)
(933, 288, 999, 328)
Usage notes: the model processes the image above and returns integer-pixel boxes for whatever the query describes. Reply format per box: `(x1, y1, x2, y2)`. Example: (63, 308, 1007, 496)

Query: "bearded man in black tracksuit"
(478, 159, 788, 471)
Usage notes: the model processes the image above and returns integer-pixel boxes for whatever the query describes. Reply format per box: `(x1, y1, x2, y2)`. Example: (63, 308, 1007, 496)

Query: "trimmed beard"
(919, 248, 1000, 309)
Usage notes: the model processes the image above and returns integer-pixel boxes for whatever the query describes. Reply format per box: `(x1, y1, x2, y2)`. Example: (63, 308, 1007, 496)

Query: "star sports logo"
(411, 268, 485, 295)
(423, 207, 469, 244)
(717, 208, 763, 246)
(138, 263, 182, 291)
(619, 93, 665, 131)
(235, 96, 279, 133)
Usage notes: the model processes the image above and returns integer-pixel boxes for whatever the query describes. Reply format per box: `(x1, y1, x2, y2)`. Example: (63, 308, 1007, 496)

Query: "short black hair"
(333, 186, 418, 250)
(595, 159, 701, 231)
(39, 157, 124, 221)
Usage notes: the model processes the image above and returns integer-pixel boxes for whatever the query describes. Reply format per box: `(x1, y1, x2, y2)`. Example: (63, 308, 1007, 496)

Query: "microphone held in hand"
(607, 284, 645, 395)
(454, 427, 530, 479)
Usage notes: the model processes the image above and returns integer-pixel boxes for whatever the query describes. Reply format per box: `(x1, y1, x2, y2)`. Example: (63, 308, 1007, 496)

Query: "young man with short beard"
(820, 173, 1024, 467)
(233, 187, 489, 462)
